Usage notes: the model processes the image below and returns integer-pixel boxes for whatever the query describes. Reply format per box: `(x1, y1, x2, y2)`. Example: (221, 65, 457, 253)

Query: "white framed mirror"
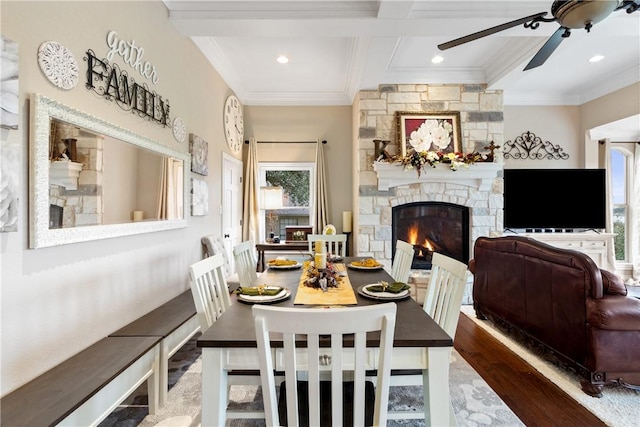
(29, 93, 190, 248)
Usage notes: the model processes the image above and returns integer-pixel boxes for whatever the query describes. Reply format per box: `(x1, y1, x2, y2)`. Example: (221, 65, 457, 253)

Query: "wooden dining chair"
(189, 253, 232, 331)
(189, 253, 264, 420)
(253, 303, 397, 427)
(386, 251, 468, 422)
(390, 239, 414, 284)
(307, 234, 347, 258)
(233, 240, 262, 288)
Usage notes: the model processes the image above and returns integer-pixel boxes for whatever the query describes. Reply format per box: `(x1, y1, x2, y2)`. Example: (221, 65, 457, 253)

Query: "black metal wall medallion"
(504, 131, 569, 160)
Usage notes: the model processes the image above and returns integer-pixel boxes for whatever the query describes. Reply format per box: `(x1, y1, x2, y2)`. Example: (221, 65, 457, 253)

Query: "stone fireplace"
(361, 162, 503, 303)
(355, 83, 505, 303)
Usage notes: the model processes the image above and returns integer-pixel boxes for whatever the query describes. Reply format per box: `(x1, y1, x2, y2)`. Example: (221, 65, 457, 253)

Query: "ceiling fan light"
(552, 0, 619, 29)
(276, 55, 289, 64)
(431, 55, 444, 64)
(589, 54, 605, 62)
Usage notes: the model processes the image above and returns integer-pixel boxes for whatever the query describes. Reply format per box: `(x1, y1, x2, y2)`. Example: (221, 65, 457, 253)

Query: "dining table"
(197, 257, 454, 426)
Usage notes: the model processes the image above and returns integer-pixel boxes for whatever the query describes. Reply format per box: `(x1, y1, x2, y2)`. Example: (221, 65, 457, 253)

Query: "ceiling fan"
(438, 0, 640, 71)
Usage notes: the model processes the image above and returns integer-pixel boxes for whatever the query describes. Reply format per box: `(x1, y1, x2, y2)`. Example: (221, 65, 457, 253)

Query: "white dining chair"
(189, 253, 232, 331)
(423, 252, 469, 339)
(233, 240, 262, 288)
(253, 303, 397, 427)
(307, 234, 347, 258)
(386, 251, 468, 422)
(189, 253, 264, 420)
(391, 239, 414, 284)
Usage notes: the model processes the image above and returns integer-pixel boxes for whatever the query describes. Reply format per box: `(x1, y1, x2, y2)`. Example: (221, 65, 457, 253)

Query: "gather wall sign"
(84, 30, 170, 127)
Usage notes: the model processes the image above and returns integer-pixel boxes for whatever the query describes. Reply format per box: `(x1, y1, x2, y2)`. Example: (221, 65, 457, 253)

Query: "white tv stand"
(520, 232, 616, 271)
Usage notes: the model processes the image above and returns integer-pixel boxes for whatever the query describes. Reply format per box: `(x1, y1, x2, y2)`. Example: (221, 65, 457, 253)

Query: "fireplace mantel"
(373, 161, 503, 191)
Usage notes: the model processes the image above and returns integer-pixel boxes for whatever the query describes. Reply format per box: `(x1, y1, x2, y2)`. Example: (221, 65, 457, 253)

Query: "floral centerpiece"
(302, 260, 342, 292)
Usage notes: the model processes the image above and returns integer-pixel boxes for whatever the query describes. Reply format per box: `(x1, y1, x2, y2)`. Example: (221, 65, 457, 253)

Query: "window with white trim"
(611, 145, 632, 262)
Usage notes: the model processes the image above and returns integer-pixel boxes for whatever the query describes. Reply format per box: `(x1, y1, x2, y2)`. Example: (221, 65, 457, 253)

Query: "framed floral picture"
(191, 178, 209, 216)
(396, 111, 462, 156)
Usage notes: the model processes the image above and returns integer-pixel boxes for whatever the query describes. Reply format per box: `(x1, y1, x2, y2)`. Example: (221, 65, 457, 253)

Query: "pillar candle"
(132, 210, 144, 222)
(314, 239, 325, 253)
(342, 211, 352, 233)
(314, 252, 327, 269)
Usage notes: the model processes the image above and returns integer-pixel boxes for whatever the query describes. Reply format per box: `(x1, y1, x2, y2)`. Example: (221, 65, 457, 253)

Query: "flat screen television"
(503, 168, 606, 231)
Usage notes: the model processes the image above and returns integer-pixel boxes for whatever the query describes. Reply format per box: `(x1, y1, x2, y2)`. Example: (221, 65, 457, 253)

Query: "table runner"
(293, 263, 358, 305)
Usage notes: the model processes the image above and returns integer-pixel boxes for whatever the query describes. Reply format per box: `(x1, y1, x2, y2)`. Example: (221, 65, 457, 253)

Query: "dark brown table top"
(255, 241, 310, 251)
(197, 258, 452, 349)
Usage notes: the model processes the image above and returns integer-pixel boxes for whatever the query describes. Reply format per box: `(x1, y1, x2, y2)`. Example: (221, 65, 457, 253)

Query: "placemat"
(293, 263, 357, 305)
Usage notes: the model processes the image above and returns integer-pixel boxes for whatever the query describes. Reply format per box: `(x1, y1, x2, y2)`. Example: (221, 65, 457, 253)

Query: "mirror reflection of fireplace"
(392, 202, 470, 270)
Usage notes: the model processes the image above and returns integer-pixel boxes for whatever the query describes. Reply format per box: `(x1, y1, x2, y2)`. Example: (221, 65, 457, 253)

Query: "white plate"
(357, 284, 410, 301)
(237, 287, 291, 304)
(267, 261, 302, 270)
(347, 262, 383, 271)
(323, 224, 337, 235)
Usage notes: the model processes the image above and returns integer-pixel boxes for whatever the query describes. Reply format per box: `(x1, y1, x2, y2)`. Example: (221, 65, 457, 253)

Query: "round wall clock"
(172, 117, 186, 143)
(223, 95, 244, 153)
(37, 41, 79, 90)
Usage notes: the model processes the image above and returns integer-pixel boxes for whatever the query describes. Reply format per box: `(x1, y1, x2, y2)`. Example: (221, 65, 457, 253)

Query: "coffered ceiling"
(163, 0, 640, 109)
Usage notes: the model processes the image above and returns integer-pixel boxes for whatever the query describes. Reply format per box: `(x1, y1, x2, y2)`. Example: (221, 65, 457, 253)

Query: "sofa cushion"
(601, 269, 627, 296)
(586, 297, 640, 330)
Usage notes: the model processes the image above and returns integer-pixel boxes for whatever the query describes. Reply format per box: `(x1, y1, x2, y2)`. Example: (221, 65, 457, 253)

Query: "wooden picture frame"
(396, 111, 462, 156)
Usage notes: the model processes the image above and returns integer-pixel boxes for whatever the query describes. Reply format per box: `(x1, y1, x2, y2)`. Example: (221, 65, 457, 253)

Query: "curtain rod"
(244, 140, 327, 144)
(598, 140, 640, 144)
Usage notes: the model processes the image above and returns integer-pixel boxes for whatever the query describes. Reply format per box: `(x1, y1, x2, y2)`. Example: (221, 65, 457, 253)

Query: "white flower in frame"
(191, 178, 208, 216)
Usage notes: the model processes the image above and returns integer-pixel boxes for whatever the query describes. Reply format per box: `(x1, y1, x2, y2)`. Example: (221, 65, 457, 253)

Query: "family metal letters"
(84, 49, 170, 127)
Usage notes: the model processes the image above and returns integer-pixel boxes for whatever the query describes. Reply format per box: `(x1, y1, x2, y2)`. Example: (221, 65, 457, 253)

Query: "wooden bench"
(0, 336, 161, 426)
(109, 290, 200, 406)
(1, 290, 199, 426)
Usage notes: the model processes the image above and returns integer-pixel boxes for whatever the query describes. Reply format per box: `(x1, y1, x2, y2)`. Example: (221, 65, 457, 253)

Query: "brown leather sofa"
(469, 235, 640, 397)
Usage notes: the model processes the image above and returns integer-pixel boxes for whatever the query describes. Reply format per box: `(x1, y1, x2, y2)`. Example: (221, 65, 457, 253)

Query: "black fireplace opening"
(392, 202, 469, 270)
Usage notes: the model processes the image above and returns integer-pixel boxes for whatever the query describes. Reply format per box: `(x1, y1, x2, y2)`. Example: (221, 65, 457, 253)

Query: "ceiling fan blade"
(438, 12, 548, 50)
(523, 27, 566, 71)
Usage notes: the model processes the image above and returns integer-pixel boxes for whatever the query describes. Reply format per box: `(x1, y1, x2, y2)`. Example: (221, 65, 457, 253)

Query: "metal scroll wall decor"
(504, 131, 569, 160)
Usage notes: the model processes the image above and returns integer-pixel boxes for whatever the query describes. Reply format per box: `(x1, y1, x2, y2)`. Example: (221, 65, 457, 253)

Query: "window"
(610, 146, 633, 262)
(259, 162, 315, 241)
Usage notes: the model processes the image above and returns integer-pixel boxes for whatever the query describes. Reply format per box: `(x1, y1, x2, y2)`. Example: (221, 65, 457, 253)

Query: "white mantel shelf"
(373, 161, 503, 191)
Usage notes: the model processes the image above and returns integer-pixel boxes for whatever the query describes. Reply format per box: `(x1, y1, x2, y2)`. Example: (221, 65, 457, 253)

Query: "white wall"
(245, 105, 353, 231)
(504, 105, 580, 168)
(0, 0, 236, 395)
(504, 84, 640, 169)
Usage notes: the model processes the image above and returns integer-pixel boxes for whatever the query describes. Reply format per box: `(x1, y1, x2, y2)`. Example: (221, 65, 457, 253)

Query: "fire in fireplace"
(392, 202, 469, 270)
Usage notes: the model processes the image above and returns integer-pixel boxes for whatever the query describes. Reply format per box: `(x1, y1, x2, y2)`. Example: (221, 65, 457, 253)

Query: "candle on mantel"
(342, 211, 352, 233)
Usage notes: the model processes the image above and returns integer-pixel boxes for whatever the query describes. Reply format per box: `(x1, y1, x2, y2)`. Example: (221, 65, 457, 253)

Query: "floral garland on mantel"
(385, 150, 486, 177)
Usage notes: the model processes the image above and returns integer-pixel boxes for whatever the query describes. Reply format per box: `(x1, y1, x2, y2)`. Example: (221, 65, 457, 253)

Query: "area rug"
(460, 306, 639, 427)
(99, 333, 523, 427)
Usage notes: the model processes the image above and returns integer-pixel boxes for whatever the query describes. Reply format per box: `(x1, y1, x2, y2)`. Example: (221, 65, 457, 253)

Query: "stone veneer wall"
(355, 84, 505, 290)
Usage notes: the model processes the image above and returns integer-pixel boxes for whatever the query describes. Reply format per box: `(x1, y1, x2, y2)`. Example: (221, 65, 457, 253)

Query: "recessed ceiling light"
(277, 55, 289, 64)
(431, 55, 444, 64)
(589, 55, 604, 63)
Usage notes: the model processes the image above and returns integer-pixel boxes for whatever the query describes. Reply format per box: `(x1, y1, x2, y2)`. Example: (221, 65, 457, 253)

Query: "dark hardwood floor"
(454, 312, 606, 427)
